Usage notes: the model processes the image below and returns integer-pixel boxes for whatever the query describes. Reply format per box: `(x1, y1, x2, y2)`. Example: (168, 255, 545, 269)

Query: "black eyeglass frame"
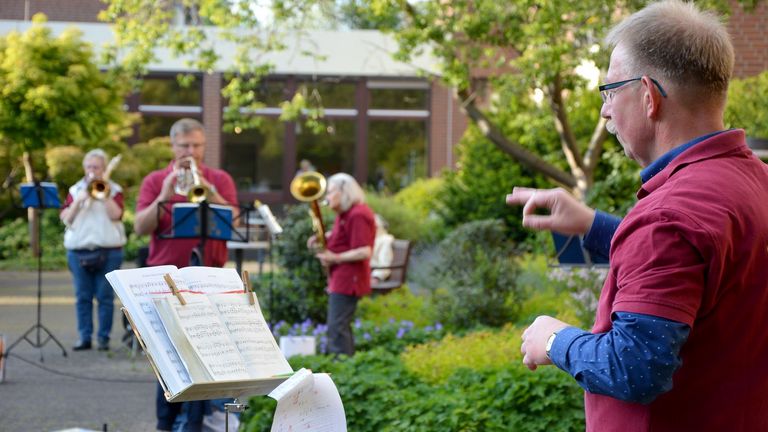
(598, 76, 668, 102)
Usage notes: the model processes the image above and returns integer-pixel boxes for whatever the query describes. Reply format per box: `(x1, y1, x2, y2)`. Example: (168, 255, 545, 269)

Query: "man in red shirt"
(134, 118, 238, 431)
(507, 1, 768, 430)
(134, 118, 238, 268)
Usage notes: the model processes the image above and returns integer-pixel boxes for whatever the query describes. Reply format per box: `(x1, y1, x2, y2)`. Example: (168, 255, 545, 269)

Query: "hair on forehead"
(170, 118, 205, 140)
(327, 172, 366, 212)
(605, 0, 733, 96)
(83, 148, 108, 166)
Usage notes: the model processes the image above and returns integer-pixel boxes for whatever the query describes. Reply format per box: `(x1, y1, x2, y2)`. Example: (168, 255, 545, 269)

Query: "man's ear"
(642, 76, 663, 119)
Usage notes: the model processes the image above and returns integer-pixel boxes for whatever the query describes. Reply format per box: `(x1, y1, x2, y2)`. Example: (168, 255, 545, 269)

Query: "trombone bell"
(290, 171, 327, 248)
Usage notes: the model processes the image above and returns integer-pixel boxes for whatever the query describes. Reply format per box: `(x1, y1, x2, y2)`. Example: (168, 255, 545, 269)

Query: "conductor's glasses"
(599, 77, 668, 103)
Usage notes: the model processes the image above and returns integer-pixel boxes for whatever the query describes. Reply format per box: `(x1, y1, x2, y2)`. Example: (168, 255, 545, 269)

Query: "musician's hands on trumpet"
(61, 151, 122, 226)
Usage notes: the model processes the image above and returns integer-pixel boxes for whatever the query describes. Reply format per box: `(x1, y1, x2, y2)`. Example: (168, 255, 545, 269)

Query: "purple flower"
(363, 332, 372, 341)
(396, 328, 406, 339)
(354, 318, 362, 328)
(435, 322, 443, 331)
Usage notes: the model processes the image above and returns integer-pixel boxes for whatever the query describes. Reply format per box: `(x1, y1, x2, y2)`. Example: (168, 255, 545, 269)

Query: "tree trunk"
(22, 152, 40, 258)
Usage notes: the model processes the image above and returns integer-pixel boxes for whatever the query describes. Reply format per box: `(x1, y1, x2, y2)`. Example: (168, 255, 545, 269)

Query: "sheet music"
(209, 294, 293, 378)
(160, 295, 251, 382)
(107, 266, 192, 394)
(178, 266, 246, 294)
(269, 369, 347, 432)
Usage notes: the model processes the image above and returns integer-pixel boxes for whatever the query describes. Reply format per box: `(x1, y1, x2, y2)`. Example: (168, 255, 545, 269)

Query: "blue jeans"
(67, 248, 123, 343)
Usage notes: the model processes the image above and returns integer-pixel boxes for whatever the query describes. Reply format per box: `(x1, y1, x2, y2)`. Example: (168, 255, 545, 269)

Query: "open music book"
(106, 266, 293, 402)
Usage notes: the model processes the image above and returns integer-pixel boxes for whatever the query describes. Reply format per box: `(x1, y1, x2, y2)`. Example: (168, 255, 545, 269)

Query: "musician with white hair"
(309, 173, 376, 356)
(60, 148, 126, 352)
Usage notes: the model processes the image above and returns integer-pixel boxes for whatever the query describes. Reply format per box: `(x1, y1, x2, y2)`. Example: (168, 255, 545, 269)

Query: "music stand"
(158, 200, 248, 266)
(256, 202, 283, 328)
(4, 181, 68, 363)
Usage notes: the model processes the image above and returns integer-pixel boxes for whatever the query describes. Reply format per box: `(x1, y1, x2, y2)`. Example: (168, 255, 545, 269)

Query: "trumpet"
(88, 154, 122, 200)
(290, 171, 327, 249)
(175, 157, 209, 203)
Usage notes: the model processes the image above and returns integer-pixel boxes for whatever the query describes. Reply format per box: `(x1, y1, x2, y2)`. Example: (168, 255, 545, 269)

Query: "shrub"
(46, 146, 84, 190)
(269, 317, 445, 355)
(270, 204, 333, 323)
(434, 127, 544, 244)
(357, 287, 437, 327)
(725, 71, 768, 139)
(0, 211, 66, 269)
(365, 190, 439, 242)
(426, 219, 522, 330)
(243, 345, 585, 432)
(401, 325, 522, 384)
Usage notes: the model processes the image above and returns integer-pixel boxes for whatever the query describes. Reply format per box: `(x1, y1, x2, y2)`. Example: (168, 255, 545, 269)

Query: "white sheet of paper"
(269, 369, 347, 432)
(163, 295, 251, 381)
(209, 294, 293, 378)
(106, 266, 250, 394)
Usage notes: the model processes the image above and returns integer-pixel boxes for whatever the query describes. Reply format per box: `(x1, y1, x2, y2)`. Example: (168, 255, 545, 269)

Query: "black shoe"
(97, 340, 110, 351)
(73, 340, 92, 351)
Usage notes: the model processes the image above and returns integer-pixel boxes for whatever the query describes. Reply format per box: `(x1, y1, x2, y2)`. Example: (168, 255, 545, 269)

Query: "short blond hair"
(606, 0, 733, 97)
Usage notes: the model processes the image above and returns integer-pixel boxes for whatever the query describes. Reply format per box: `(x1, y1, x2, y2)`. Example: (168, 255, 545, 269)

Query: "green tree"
(0, 14, 129, 159)
(100, 1, 757, 202)
(0, 14, 131, 254)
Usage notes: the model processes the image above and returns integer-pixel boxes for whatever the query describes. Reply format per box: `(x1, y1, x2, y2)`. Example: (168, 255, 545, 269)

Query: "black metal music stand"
(4, 181, 68, 363)
(158, 200, 249, 266)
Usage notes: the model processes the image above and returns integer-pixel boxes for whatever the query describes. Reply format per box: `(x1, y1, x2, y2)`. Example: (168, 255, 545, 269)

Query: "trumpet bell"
(88, 180, 110, 200)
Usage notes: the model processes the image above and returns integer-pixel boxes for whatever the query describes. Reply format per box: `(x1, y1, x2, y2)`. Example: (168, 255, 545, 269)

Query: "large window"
(223, 118, 285, 192)
(136, 75, 203, 142)
(297, 120, 356, 177)
(367, 120, 427, 191)
(141, 76, 201, 106)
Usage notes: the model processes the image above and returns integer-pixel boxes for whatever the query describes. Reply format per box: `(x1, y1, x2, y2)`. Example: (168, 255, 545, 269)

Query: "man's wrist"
(545, 331, 559, 360)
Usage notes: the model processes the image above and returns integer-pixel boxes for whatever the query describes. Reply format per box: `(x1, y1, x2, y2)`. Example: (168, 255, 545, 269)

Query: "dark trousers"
(327, 293, 359, 356)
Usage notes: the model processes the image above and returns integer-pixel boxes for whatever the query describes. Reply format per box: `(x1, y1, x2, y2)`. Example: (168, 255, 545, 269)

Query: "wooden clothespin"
(242, 270, 255, 305)
(163, 273, 186, 306)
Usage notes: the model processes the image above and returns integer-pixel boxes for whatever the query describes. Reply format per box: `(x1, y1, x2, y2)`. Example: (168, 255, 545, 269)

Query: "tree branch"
(584, 117, 609, 172)
(548, 74, 585, 172)
(457, 89, 577, 189)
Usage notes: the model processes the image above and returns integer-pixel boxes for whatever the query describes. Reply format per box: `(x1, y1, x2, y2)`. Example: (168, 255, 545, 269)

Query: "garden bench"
(371, 239, 412, 295)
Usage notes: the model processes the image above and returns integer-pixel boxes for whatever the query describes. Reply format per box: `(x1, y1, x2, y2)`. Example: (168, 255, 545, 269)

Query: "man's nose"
(600, 102, 611, 120)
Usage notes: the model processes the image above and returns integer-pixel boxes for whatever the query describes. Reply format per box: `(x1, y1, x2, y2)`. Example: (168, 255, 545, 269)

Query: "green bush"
(402, 325, 522, 384)
(243, 345, 585, 432)
(365, 190, 440, 243)
(725, 71, 768, 139)
(269, 204, 334, 323)
(434, 127, 544, 244)
(426, 219, 522, 330)
(0, 211, 66, 270)
(357, 287, 437, 327)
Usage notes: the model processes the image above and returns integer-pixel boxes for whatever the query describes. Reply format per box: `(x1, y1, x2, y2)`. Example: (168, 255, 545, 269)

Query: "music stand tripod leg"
(5, 205, 67, 362)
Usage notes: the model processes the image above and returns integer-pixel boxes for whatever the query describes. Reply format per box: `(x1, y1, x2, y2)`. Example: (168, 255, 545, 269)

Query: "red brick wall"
(202, 73, 222, 168)
(429, 81, 467, 174)
(0, 0, 105, 22)
(728, 0, 768, 78)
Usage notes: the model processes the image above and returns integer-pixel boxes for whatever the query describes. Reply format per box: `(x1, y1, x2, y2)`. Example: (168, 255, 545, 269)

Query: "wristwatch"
(545, 331, 558, 360)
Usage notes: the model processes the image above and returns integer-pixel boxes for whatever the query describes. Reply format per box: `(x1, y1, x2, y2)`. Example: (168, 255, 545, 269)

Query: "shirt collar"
(640, 130, 728, 183)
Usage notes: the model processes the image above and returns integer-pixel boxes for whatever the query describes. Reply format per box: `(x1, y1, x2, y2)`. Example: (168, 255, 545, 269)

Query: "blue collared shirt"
(552, 131, 727, 403)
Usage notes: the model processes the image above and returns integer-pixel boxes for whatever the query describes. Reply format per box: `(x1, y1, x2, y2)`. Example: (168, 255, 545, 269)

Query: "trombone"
(290, 171, 327, 249)
(88, 154, 122, 200)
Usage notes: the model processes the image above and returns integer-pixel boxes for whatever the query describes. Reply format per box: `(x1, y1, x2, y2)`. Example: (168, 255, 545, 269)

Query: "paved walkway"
(0, 270, 158, 432)
(0, 260, 267, 432)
